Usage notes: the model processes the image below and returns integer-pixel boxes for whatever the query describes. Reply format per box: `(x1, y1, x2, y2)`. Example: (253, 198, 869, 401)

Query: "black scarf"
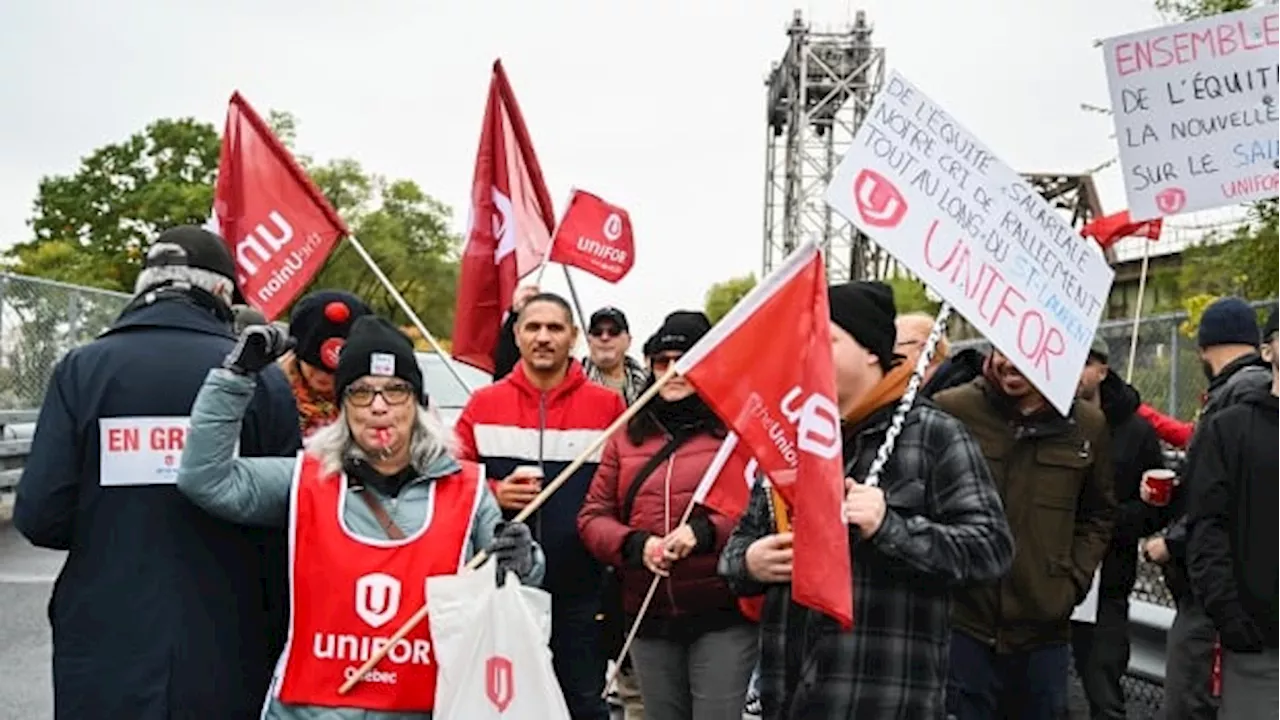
(344, 457, 417, 498)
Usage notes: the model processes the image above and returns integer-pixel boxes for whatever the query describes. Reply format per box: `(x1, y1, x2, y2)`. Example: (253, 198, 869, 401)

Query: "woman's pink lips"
(375, 428, 391, 447)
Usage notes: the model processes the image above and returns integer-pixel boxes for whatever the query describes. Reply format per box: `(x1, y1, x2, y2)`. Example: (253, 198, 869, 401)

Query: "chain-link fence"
(0, 273, 131, 410)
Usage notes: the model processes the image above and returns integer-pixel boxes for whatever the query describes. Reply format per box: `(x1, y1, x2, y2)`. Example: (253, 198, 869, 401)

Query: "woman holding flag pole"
(174, 316, 544, 719)
(578, 311, 758, 720)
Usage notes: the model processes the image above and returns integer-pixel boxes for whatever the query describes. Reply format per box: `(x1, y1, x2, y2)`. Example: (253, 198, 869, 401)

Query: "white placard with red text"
(99, 416, 233, 486)
(824, 70, 1114, 414)
(1102, 6, 1279, 219)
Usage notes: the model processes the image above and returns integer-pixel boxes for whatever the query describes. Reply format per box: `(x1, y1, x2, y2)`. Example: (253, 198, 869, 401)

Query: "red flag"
(691, 432, 761, 520)
(452, 60, 556, 373)
(674, 241, 852, 629)
(692, 432, 767, 623)
(210, 92, 347, 320)
(1081, 210, 1163, 250)
(547, 190, 635, 283)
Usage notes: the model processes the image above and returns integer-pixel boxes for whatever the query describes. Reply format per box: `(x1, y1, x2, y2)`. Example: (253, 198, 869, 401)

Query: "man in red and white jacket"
(455, 291, 625, 720)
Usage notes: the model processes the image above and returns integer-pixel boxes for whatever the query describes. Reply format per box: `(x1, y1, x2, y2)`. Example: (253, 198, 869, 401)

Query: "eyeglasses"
(345, 383, 414, 407)
(650, 353, 683, 371)
(590, 325, 624, 339)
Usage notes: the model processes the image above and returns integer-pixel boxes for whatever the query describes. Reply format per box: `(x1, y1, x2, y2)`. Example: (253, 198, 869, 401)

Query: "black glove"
(490, 521, 534, 585)
(223, 324, 293, 375)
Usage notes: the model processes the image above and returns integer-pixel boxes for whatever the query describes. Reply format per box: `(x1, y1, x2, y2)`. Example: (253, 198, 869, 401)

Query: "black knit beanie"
(289, 290, 373, 372)
(1197, 296, 1259, 348)
(828, 281, 898, 370)
(334, 316, 425, 405)
(645, 311, 712, 356)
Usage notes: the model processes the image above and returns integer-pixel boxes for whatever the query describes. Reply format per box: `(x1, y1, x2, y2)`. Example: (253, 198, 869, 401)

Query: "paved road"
(0, 506, 63, 720)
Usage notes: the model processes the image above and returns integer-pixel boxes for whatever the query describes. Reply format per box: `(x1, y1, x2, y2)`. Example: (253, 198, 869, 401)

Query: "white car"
(414, 353, 492, 430)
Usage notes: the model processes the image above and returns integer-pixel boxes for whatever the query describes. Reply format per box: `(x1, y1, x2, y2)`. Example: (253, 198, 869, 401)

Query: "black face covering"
(650, 394, 719, 435)
(1201, 360, 1216, 382)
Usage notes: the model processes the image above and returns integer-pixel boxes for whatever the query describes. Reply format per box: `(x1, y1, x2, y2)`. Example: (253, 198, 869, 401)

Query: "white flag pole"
(343, 234, 473, 395)
(1124, 238, 1152, 384)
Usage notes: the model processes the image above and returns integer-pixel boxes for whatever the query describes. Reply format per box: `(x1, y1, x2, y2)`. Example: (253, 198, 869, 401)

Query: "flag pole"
(561, 265, 589, 331)
(337, 364, 680, 696)
(344, 234, 473, 395)
(1124, 238, 1152, 384)
(601, 494, 699, 699)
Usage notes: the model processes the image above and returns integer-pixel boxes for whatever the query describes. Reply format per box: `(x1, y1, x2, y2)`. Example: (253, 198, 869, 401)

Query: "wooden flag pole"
(600, 495, 699, 699)
(345, 235, 473, 395)
(337, 365, 679, 695)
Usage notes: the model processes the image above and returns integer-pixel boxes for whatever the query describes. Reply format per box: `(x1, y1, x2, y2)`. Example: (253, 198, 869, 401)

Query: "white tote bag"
(427, 566, 570, 720)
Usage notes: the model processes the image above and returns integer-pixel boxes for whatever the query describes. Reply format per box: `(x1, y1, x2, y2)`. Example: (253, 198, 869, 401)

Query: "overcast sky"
(1, 0, 1182, 349)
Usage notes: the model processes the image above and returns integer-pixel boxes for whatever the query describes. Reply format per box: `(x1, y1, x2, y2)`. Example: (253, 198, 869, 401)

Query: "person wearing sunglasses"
(176, 315, 544, 719)
(584, 307, 648, 406)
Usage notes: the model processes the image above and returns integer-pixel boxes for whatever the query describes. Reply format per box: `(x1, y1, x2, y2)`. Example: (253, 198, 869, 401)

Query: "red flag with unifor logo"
(209, 92, 347, 321)
(547, 189, 635, 283)
(674, 240, 852, 629)
(452, 60, 556, 373)
(1081, 210, 1163, 250)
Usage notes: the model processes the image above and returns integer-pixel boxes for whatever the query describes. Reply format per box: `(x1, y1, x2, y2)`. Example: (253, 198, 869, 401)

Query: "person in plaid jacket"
(718, 281, 1014, 719)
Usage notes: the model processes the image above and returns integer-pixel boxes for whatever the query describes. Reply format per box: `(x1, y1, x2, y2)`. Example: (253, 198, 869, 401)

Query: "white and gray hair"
(134, 265, 235, 306)
(304, 404, 454, 477)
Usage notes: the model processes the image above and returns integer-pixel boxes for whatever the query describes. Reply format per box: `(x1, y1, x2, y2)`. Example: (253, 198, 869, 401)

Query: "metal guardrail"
(0, 411, 1180, 715)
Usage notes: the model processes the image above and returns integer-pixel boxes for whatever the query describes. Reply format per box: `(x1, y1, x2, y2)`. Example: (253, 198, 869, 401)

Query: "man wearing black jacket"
(1186, 310, 1279, 718)
(1069, 337, 1170, 719)
(14, 226, 301, 719)
(1146, 297, 1272, 719)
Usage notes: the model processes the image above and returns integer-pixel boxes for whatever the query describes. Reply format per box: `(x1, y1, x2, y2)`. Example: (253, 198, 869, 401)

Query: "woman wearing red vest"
(577, 311, 758, 720)
(177, 315, 544, 719)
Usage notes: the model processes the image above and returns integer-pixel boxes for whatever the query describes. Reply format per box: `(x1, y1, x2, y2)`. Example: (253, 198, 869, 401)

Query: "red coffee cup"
(1142, 469, 1177, 507)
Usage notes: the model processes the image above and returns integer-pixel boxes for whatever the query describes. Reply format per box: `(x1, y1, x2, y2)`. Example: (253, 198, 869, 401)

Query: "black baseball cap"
(144, 225, 244, 302)
(589, 307, 629, 333)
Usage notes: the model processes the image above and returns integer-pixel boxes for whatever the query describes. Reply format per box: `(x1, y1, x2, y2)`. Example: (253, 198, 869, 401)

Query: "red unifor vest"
(276, 453, 482, 711)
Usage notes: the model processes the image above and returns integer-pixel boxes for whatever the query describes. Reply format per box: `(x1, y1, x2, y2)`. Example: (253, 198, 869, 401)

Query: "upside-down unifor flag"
(690, 431, 767, 621)
(547, 189, 635, 283)
(208, 92, 348, 320)
(1081, 210, 1163, 250)
(452, 60, 556, 373)
(674, 240, 852, 629)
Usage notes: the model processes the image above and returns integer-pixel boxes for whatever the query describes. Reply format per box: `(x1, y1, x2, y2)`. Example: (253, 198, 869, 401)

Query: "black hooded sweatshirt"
(1094, 371, 1171, 599)
(1186, 386, 1279, 651)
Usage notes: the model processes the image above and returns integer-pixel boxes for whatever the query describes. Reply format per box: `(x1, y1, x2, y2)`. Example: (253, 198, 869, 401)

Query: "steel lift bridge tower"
(762, 10, 1105, 283)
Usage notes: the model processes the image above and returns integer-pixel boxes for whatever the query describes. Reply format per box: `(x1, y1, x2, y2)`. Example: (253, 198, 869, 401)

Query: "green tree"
(704, 274, 757, 323)
(884, 275, 940, 315)
(1155, 0, 1252, 20)
(10, 118, 220, 291)
(1177, 200, 1279, 302)
(6, 112, 461, 339)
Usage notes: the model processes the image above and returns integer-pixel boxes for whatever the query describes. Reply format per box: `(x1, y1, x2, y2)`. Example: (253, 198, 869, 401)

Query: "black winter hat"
(334, 316, 425, 405)
(828, 281, 898, 370)
(144, 225, 244, 301)
(289, 291, 373, 372)
(1197, 297, 1259, 349)
(645, 311, 712, 356)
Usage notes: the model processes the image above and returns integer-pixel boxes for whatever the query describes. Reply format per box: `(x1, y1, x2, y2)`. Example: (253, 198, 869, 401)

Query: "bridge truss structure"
(761, 10, 1105, 284)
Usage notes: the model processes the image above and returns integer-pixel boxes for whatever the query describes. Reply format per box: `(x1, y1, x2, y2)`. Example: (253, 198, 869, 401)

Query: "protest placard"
(824, 70, 1114, 415)
(1102, 6, 1279, 219)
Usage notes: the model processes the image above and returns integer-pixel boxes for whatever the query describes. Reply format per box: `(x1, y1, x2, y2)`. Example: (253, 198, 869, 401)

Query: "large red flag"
(674, 241, 852, 629)
(210, 92, 348, 320)
(1081, 210, 1163, 250)
(691, 432, 761, 521)
(452, 60, 556, 373)
(548, 189, 635, 283)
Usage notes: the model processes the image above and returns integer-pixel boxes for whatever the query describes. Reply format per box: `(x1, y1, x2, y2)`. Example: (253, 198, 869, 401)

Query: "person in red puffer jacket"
(578, 311, 757, 720)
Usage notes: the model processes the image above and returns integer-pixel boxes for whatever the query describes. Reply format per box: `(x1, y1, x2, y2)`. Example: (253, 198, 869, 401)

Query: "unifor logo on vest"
(234, 210, 329, 313)
(312, 572, 432, 687)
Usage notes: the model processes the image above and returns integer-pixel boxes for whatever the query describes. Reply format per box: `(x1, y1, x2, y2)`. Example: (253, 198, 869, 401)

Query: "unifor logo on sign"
(602, 212, 623, 241)
(355, 573, 401, 629)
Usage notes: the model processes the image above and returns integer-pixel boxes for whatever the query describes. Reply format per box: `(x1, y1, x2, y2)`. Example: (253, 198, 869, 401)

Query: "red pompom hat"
(287, 290, 373, 372)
